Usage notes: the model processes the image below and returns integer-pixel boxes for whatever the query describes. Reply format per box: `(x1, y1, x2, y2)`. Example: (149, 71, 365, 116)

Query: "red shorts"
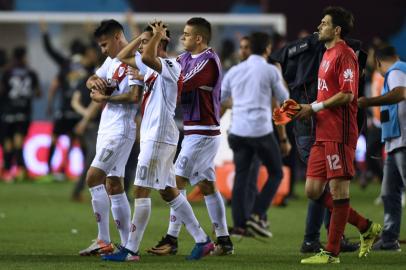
(306, 141, 355, 181)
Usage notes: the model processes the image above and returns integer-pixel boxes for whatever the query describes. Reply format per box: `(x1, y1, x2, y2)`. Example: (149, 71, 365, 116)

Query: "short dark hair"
(13, 46, 26, 61)
(375, 45, 397, 61)
(186, 17, 212, 44)
(249, 32, 271, 55)
(70, 39, 86, 55)
(240, 36, 250, 42)
(322, 6, 354, 37)
(143, 24, 171, 51)
(94, 19, 124, 38)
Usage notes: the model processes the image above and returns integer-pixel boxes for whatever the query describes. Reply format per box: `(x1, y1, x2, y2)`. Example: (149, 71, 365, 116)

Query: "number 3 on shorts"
(99, 148, 113, 162)
(327, 154, 341, 170)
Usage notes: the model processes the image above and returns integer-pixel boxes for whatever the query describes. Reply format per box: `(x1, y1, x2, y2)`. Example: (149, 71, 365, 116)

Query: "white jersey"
(136, 55, 181, 145)
(95, 57, 142, 140)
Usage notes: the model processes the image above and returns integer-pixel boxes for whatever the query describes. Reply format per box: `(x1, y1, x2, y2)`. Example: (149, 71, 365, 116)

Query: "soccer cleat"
(372, 239, 401, 252)
(300, 249, 340, 264)
(79, 239, 114, 256)
(146, 234, 178, 255)
(186, 237, 215, 260)
(102, 247, 140, 262)
(211, 236, 234, 256)
(246, 215, 273, 238)
(359, 222, 382, 258)
(229, 227, 255, 238)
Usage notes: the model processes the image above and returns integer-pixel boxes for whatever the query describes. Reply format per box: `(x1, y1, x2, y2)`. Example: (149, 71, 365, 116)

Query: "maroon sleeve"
(182, 59, 218, 92)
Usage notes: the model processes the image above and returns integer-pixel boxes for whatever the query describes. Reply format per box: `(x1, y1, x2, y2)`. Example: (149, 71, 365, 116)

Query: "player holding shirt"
(103, 21, 214, 262)
(79, 20, 142, 256)
(294, 7, 381, 264)
(147, 17, 233, 257)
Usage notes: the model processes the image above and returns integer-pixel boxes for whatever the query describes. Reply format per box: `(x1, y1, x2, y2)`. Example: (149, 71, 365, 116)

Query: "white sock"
(110, 192, 131, 246)
(125, 198, 151, 253)
(168, 194, 207, 243)
(205, 191, 229, 237)
(89, 184, 110, 243)
(167, 189, 186, 238)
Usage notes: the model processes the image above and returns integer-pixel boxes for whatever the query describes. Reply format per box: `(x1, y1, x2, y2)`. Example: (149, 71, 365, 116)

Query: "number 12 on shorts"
(327, 154, 341, 170)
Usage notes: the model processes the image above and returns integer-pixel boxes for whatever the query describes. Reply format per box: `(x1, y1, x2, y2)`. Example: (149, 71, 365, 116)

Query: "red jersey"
(315, 41, 359, 148)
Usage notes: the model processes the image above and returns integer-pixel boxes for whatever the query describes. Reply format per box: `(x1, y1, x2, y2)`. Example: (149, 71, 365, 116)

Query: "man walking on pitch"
(295, 7, 382, 264)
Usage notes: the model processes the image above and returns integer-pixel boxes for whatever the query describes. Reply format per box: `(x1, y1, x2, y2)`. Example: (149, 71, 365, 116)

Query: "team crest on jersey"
(321, 60, 330, 72)
(343, 68, 354, 82)
(118, 66, 125, 77)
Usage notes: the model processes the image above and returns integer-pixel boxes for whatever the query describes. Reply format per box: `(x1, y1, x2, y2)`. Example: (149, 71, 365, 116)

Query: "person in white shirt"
(221, 32, 289, 237)
(102, 21, 213, 262)
(79, 20, 142, 256)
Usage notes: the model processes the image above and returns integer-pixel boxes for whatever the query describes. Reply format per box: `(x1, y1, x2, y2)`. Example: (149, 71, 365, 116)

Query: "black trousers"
(228, 132, 283, 228)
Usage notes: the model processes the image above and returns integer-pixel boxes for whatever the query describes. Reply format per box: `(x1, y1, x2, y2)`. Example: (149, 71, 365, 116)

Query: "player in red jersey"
(293, 7, 382, 264)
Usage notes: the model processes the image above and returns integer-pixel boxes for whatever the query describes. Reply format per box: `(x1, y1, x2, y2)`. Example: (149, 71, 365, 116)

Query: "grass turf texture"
(0, 181, 405, 269)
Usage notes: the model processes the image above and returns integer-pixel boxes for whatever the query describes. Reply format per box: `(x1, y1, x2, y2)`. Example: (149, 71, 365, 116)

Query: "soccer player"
(102, 21, 213, 262)
(296, 7, 382, 264)
(0, 47, 41, 181)
(146, 17, 233, 256)
(40, 21, 86, 181)
(358, 45, 406, 251)
(79, 19, 142, 256)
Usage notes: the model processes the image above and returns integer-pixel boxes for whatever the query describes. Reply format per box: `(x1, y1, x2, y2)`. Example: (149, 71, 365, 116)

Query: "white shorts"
(175, 134, 220, 186)
(90, 134, 135, 178)
(134, 140, 177, 190)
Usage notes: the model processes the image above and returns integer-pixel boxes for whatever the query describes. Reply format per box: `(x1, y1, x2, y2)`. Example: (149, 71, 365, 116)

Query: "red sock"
(326, 199, 350, 256)
(316, 190, 333, 209)
(318, 191, 369, 232)
(348, 208, 369, 233)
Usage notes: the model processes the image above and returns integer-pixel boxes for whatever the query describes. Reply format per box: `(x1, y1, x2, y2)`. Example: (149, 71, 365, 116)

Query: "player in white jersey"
(79, 20, 142, 256)
(146, 17, 233, 257)
(102, 22, 214, 262)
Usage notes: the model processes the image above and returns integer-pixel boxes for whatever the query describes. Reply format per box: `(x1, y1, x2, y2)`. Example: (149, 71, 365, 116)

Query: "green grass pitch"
(0, 181, 405, 269)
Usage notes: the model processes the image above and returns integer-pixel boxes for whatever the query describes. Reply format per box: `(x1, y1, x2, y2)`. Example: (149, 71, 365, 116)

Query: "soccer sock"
(204, 191, 229, 237)
(125, 198, 151, 253)
(315, 189, 333, 209)
(48, 142, 56, 174)
(325, 199, 350, 256)
(348, 208, 369, 233)
(3, 150, 13, 170)
(168, 193, 208, 243)
(89, 184, 111, 243)
(15, 148, 24, 167)
(166, 189, 186, 238)
(110, 192, 131, 246)
(317, 190, 369, 232)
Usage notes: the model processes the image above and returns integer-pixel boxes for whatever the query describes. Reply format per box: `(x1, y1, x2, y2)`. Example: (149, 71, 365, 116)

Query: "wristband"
(311, 102, 324, 112)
